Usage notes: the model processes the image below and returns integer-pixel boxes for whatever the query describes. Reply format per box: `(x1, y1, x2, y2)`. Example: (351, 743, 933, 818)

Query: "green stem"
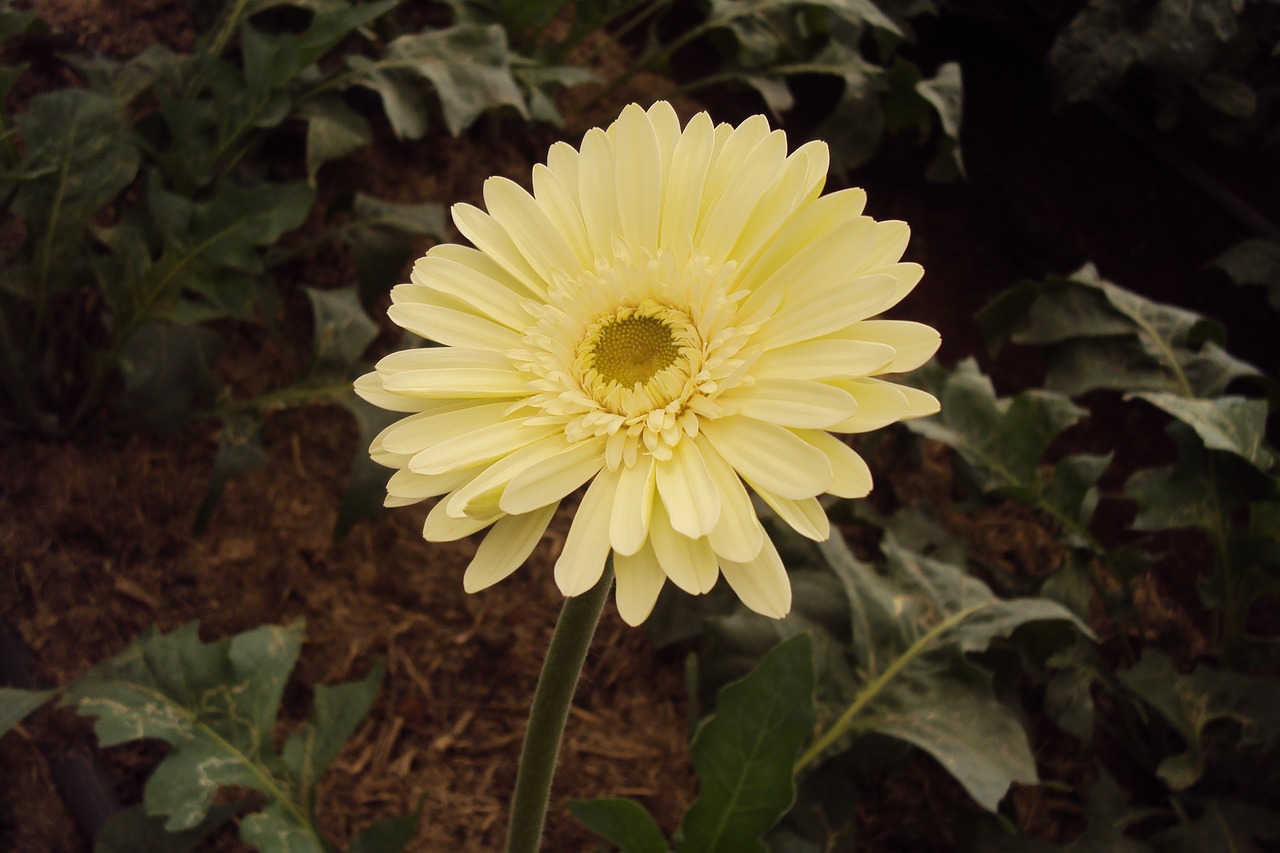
(505, 565, 614, 853)
(209, 0, 252, 57)
(794, 604, 986, 773)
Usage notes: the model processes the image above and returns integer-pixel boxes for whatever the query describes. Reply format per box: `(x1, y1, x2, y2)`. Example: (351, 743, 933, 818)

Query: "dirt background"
(2, 1, 1278, 852)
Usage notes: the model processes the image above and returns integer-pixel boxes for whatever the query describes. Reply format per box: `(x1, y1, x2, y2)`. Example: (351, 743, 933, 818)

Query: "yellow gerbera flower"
(357, 102, 940, 625)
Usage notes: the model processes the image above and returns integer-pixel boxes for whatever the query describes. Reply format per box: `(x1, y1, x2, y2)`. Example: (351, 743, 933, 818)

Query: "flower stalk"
(505, 565, 614, 853)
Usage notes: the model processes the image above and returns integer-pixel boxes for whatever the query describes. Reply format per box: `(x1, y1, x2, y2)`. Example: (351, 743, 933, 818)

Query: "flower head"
(357, 102, 940, 625)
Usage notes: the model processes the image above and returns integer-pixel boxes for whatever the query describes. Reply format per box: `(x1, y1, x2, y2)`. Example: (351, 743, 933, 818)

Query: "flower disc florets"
(357, 101, 941, 625)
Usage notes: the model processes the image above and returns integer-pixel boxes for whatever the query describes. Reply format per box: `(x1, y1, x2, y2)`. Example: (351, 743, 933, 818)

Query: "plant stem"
(794, 604, 986, 773)
(505, 565, 614, 853)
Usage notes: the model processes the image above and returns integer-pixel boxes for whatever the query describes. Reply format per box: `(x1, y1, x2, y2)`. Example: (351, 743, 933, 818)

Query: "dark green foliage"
(679, 633, 816, 853)
(1048, 0, 1280, 140)
(59, 621, 407, 853)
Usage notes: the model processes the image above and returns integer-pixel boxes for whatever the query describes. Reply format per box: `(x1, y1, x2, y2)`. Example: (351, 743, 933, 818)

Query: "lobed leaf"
(1119, 650, 1280, 790)
(978, 265, 1263, 398)
(9, 89, 140, 296)
(1130, 392, 1274, 472)
(344, 24, 527, 138)
(906, 357, 1086, 500)
(861, 653, 1038, 812)
(343, 193, 446, 303)
(1213, 238, 1280, 313)
(62, 620, 387, 852)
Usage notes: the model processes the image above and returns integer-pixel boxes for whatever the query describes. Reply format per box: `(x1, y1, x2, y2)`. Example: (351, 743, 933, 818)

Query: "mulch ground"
(3, 1, 1278, 851)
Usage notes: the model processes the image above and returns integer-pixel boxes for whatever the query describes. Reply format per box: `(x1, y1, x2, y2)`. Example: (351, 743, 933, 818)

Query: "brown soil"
(3, 1, 1278, 853)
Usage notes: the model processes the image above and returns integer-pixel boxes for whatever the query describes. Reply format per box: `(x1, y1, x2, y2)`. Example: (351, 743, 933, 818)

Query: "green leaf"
(860, 653, 1037, 812)
(63, 620, 383, 853)
(282, 660, 384, 813)
(240, 0, 398, 93)
(1213, 238, 1280, 313)
(194, 412, 268, 534)
(346, 795, 425, 853)
(343, 193, 446, 303)
(1125, 422, 1259, 532)
(10, 89, 141, 296)
(1042, 452, 1112, 547)
(570, 798, 668, 853)
(916, 61, 964, 181)
(812, 532, 1085, 811)
(678, 633, 815, 853)
(0, 686, 55, 736)
(295, 96, 373, 184)
(1152, 798, 1280, 853)
(94, 801, 249, 853)
(1049, 0, 1238, 104)
(906, 357, 1086, 500)
(118, 177, 312, 335)
(1044, 664, 1095, 743)
(1119, 650, 1280, 790)
(345, 24, 527, 138)
(333, 393, 397, 539)
(64, 622, 304, 828)
(980, 265, 1263, 397)
(1130, 392, 1274, 472)
(807, 40, 888, 176)
(305, 286, 379, 373)
(115, 322, 222, 431)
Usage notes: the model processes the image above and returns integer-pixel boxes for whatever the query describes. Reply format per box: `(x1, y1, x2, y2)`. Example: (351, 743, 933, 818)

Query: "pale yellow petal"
(612, 103, 661, 253)
(655, 438, 721, 539)
(378, 402, 511, 455)
(702, 115, 772, 213)
(849, 320, 940, 374)
(719, 378, 858, 429)
(611, 455, 656, 556)
(696, 130, 787, 265)
(735, 188, 867, 294)
(446, 432, 573, 518)
(410, 420, 559, 476)
(752, 339, 895, 380)
(424, 498, 500, 541)
(386, 466, 478, 507)
(864, 220, 911, 268)
(451, 202, 548, 298)
(354, 371, 431, 413)
(484, 176, 581, 281)
(700, 415, 832, 499)
(648, 501, 719, 595)
(756, 273, 898, 349)
(696, 435, 764, 563)
(555, 466, 620, 596)
(387, 301, 523, 352)
(499, 435, 606, 515)
(749, 483, 830, 541)
(830, 379, 939, 433)
(577, 127, 620, 259)
(614, 541, 666, 626)
(863, 261, 925, 317)
(531, 163, 592, 267)
(660, 111, 714, 255)
(728, 139, 830, 271)
(795, 430, 873, 498)
(462, 503, 557, 593)
(413, 248, 532, 330)
(718, 535, 791, 619)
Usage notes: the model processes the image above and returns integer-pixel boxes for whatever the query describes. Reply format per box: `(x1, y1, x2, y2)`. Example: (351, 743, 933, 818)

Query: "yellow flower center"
(590, 314, 679, 387)
(575, 300, 701, 417)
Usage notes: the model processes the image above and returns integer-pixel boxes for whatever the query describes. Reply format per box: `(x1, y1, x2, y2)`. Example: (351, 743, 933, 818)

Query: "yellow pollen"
(590, 315, 679, 387)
